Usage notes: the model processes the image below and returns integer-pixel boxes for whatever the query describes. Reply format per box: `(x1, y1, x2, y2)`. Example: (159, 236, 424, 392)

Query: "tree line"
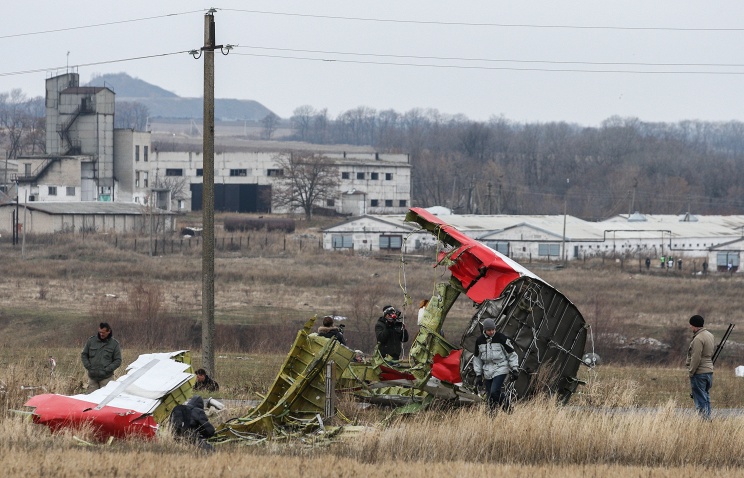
(289, 105, 744, 219)
(4, 85, 744, 220)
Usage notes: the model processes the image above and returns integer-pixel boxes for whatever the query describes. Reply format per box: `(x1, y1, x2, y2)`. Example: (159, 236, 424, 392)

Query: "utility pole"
(487, 181, 492, 215)
(562, 178, 569, 266)
(192, 10, 232, 378)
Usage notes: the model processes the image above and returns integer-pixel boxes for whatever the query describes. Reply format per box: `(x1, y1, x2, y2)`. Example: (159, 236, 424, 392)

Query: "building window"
(399, 200, 407, 207)
(230, 169, 248, 177)
(48, 186, 57, 196)
(332, 234, 353, 249)
(385, 199, 393, 207)
(371, 172, 379, 180)
(165, 169, 183, 176)
(143, 172, 149, 188)
(485, 241, 509, 255)
(371, 199, 379, 207)
(341, 172, 350, 179)
(135, 145, 140, 162)
(538, 243, 560, 257)
(25, 163, 31, 175)
(266, 169, 283, 177)
(326, 199, 335, 207)
(379, 235, 403, 250)
(143, 146, 149, 162)
(135, 172, 140, 188)
(357, 172, 365, 180)
(385, 173, 393, 180)
(196, 169, 203, 177)
(66, 186, 75, 196)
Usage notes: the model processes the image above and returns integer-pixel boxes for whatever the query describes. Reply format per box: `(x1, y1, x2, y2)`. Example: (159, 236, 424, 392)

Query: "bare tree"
(0, 90, 44, 158)
(272, 151, 340, 220)
(153, 175, 190, 204)
(115, 101, 150, 130)
(261, 112, 280, 140)
(290, 105, 315, 141)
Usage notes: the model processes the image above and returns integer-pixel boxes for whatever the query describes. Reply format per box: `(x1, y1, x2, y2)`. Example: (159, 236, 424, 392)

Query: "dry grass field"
(1, 222, 744, 476)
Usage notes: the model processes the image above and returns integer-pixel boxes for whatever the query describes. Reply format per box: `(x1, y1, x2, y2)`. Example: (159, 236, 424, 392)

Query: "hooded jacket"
(81, 330, 122, 381)
(318, 326, 347, 346)
(185, 395, 216, 439)
(375, 316, 408, 359)
(686, 327, 715, 376)
(473, 332, 519, 379)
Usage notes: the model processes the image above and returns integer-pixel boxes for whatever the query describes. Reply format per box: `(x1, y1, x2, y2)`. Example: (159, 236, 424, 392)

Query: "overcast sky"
(4, 1, 744, 126)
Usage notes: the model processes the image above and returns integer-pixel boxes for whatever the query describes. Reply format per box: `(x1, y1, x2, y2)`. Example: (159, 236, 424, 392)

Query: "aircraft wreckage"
(24, 207, 590, 442)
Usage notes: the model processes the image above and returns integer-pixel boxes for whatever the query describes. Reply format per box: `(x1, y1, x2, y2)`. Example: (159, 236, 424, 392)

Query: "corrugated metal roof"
(332, 213, 744, 241)
(0, 202, 172, 215)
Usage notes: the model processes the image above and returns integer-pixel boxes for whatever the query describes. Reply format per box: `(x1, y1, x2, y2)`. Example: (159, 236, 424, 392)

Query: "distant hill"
(86, 72, 275, 121)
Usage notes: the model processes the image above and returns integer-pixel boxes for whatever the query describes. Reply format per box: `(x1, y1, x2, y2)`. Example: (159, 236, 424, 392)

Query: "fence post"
(324, 360, 336, 424)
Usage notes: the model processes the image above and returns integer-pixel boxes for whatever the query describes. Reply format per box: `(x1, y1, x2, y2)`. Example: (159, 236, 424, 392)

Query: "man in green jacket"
(81, 322, 122, 391)
(686, 315, 715, 419)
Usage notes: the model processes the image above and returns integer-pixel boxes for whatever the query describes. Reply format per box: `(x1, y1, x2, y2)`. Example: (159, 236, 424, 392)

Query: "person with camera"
(375, 305, 409, 360)
(318, 315, 347, 346)
(473, 318, 519, 413)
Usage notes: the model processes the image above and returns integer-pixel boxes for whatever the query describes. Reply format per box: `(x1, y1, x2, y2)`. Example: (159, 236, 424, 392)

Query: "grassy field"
(1, 225, 743, 476)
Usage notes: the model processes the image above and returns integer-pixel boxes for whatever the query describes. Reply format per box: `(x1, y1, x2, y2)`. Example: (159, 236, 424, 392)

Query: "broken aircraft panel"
(212, 317, 355, 442)
(24, 351, 195, 439)
(404, 207, 590, 402)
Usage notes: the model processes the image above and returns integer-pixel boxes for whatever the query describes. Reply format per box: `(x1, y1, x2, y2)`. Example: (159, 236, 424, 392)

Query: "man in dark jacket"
(375, 305, 409, 360)
(81, 322, 122, 391)
(170, 395, 216, 452)
(194, 368, 220, 392)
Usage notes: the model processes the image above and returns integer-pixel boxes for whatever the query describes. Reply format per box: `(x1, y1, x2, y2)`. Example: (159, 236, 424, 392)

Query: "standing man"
(473, 318, 519, 412)
(686, 315, 714, 419)
(81, 322, 122, 391)
(375, 305, 408, 360)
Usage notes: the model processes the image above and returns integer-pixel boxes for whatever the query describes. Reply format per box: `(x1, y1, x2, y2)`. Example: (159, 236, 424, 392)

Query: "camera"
(338, 323, 345, 329)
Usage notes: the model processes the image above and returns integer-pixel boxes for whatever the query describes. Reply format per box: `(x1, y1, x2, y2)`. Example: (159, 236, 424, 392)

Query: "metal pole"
(202, 11, 216, 377)
(324, 360, 336, 422)
(22, 190, 27, 258)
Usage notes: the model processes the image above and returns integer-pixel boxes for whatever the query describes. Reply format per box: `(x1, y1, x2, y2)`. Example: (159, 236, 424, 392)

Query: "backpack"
(169, 404, 194, 437)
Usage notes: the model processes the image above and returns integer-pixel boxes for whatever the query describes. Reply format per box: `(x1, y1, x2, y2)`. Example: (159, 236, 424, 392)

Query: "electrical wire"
(234, 45, 744, 69)
(219, 8, 744, 32)
(0, 51, 193, 78)
(230, 51, 744, 75)
(0, 10, 205, 40)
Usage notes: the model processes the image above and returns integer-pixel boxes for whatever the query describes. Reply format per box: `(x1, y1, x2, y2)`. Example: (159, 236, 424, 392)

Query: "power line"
(220, 8, 744, 32)
(234, 45, 744, 69)
(232, 51, 744, 75)
(0, 10, 205, 40)
(0, 51, 192, 78)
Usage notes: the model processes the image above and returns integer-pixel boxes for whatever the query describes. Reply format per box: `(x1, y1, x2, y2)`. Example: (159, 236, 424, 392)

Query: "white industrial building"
(322, 211, 744, 272)
(0, 202, 176, 235)
(6, 72, 411, 219)
(150, 150, 411, 216)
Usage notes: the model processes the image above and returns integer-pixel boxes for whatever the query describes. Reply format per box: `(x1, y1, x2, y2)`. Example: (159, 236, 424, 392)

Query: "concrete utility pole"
(192, 10, 232, 378)
(202, 11, 217, 378)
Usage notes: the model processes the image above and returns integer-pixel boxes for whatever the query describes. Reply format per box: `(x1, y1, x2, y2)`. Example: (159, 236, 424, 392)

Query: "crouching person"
(169, 395, 216, 452)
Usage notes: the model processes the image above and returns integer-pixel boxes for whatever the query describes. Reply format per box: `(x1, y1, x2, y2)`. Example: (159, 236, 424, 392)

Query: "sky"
(4, 1, 744, 126)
